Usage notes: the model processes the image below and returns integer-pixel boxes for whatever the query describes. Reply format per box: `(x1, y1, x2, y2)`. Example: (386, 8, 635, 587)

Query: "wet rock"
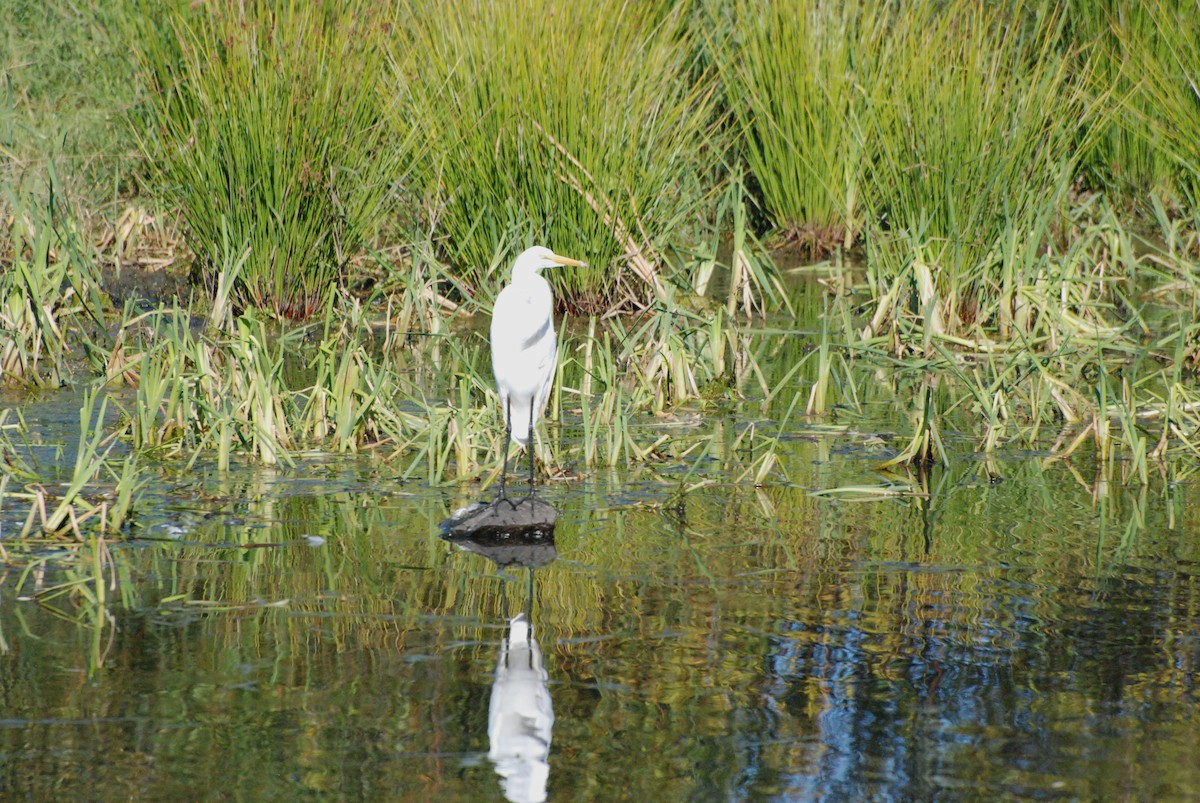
(440, 496, 558, 569)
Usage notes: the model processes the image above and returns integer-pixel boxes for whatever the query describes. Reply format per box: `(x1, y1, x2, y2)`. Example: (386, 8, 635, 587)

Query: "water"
(2, 392, 1198, 801)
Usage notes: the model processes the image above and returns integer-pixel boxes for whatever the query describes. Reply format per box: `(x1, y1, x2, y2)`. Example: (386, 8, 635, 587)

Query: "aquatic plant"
(392, 0, 719, 310)
(1116, 0, 1200, 210)
(860, 0, 1097, 340)
(0, 182, 108, 387)
(116, 307, 298, 467)
(0, 392, 140, 668)
(810, 298, 1200, 480)
(1071, 0, 1180, 198)
(134, 0, 401, 319)
(714, 0, 888, 254)
(2, 389, 143, 539)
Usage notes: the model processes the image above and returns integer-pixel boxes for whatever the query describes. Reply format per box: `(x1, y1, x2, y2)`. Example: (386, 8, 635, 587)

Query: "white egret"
(490, 245, 586, 497)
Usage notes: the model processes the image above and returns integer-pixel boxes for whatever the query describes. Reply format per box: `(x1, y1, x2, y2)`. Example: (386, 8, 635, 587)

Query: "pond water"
(1, 381, 1198, 801)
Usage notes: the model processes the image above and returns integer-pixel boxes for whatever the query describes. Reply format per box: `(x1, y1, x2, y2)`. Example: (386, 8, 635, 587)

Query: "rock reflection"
(441, 498, 558, 803)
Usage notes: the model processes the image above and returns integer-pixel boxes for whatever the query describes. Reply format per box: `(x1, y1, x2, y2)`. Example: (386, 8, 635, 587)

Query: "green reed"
(1071, 0, 1180, 198)
(812, 284, 1200, 481)
(1, 180, 108, 387)
(714, 0, 887, 253)
(134, 0, 401, 319)
(862, 1, 1096, 338)
(1108, 0, 1200, 205)
(115, 305, 295, 467)
(393, 0, 719, 309)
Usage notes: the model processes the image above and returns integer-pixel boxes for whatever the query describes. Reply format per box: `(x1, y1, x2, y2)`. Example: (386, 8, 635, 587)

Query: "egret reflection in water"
(489, 611, 553, 803)
(440, 499, 558, 802)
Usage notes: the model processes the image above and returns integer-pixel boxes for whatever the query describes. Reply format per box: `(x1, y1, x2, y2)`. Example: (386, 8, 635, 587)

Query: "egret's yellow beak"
(549, 253, 588, 268)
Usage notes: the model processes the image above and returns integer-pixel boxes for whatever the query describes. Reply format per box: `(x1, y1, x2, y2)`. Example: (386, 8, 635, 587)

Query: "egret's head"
(510, 246, 587, 282)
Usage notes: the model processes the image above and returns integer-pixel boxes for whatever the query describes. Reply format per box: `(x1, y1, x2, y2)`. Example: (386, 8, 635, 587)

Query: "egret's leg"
(524, 568, 535, 669)
(499, 397, 513, 500)
(527, 400, 537, 493)
(525, 566, 534, 619)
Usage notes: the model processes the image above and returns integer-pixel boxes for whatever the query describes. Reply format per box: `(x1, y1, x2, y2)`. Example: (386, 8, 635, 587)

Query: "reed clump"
(0, 183, 108, 387)
(713, 0, 887, 255)
(392, 0, 720, 311)
(134, 0, 400, 320)
(858, 1, 1096, 341)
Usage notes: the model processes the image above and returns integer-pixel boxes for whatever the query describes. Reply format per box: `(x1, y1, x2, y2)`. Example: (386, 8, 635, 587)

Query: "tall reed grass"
(860, 1, 1096, 339)
(393, 0, 719, 310)
(1119, 0, 1200, 208)
(715, 0, 888, 254)
(135, 0, 401, 319)
(1071, 0, 1180, 198)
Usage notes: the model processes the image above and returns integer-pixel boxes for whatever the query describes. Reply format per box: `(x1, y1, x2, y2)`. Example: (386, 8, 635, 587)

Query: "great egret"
(490, 246, 586, 497)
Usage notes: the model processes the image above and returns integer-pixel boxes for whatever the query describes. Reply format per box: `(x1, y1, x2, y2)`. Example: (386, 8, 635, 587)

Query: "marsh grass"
(117, 308, 302, 467)
(715, 0, 887, 254)
(1072, 1, 1180, 198)
(810, 307, 1200, 479)
(135, 0, 402, 319)
(857, 173, 1146, 361)
(7, 0, 1200, 487)
(394, 0, 719, 310)
(1, 180, 109, 387)
(861, 1, 1097, 340)
(1119, 0, 1200, 206)
(0, 410, 36, 486)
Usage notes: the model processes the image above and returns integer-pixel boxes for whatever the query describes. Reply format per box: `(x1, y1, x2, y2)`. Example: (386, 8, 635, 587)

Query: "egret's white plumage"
(490, 246, 586, 461)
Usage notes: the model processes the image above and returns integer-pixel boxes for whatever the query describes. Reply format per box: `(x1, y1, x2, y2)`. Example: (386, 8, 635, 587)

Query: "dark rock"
(439, 496, 558, 569)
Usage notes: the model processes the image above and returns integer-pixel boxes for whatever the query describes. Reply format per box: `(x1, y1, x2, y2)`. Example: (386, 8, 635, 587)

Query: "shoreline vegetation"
(2, 0, 1200, 563)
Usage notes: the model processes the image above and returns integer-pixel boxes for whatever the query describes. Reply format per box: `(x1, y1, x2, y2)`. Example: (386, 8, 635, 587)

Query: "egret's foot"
(492, 488, 519, 511)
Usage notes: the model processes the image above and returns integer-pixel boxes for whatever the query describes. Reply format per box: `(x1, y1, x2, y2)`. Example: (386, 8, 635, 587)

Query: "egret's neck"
(510, 265, 546, 285)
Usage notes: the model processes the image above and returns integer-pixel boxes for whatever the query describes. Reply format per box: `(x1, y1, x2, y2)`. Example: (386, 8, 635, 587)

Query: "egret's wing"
(491, 284, 556, 391)
(491, 285, 551, 352)
(533, 331, 557, 416)
(490, 279, 556, 443)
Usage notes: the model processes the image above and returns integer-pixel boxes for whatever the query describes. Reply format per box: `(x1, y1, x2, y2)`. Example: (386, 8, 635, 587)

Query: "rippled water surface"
(1, 391, 1199, 801)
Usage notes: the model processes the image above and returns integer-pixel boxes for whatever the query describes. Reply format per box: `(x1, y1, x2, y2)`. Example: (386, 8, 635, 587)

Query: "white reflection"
(488, 612, 554, 803)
